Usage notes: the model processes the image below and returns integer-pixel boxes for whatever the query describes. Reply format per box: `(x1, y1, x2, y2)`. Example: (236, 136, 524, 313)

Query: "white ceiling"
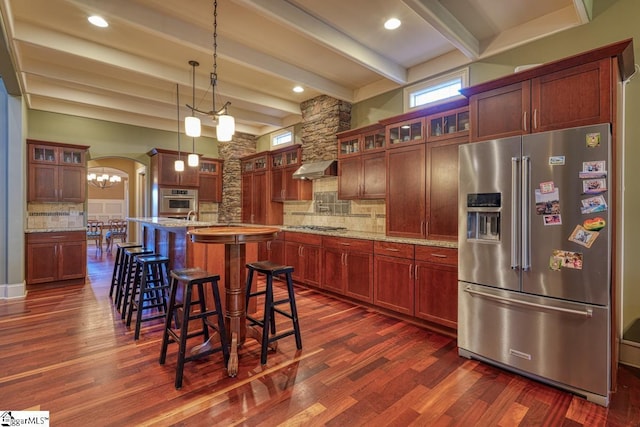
(0, 0, 592, 138)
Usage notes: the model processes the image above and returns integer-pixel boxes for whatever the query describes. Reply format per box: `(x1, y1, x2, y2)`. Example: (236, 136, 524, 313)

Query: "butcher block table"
(188, 225, 280, 376)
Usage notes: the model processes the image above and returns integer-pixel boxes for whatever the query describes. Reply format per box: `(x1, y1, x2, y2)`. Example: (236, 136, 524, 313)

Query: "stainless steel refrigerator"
(457, 123, 612, 406)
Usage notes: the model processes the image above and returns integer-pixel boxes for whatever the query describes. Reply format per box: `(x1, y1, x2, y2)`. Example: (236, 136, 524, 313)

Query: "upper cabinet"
(27, 140, 88, 203)
(198, 158, 223, 203)
(241, 152, 282, 225)
(385, 117, 425, 148)
(270, 144, 312, 202)
(337, 125, 386, 200)
(462, 39, 636, 142)
(381, 101, 468, 240)
(426, 107, 469, 141)
(148, 148, 199, 187)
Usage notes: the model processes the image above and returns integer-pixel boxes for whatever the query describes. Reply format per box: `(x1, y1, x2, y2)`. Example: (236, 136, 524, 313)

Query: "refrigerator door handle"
(463, 287, 593, 317)
(522, 155, 531, 271)
(511, 156, 520, 270)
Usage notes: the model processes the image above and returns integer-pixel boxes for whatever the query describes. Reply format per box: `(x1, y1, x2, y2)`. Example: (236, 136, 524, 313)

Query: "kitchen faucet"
(186, 210, 196, 221)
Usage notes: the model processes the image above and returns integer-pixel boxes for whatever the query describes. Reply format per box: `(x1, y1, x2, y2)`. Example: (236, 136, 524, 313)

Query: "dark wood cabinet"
(385, 144, 426, 238)
(198, 158, 223, 202)
(258, 232, 285, 266)
(321, 236, 373, 303)
(414, 246, 457, 329)
(270, 145, 312, 202)
(26, 231, 87, 285)
(284, 232, 321, 286)
(27, 141, 88, 203)
(241, 153, 282, 224)
(466, 59, 612, 142)
(385, 105, 467, 240)
(148, 148, 199, 187)
(425, 137, 465, 240)
(337, 125, 386, 199)
(373, 241, 415, 316)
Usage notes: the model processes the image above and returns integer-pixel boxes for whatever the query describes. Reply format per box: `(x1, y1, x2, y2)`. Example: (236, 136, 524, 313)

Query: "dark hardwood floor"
(1, 249, 640, 426)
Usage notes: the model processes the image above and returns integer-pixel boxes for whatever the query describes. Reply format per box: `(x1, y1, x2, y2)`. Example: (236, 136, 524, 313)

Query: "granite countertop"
(279, 226, 457, 249)
(25, 227, 87, 233)
(127, 217, 219, 228)
(121, 218, 457, 248)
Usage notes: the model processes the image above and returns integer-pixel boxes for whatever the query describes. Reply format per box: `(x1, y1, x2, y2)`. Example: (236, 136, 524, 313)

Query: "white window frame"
(270, 127, 294, 149)
(403, 68, 469, 112)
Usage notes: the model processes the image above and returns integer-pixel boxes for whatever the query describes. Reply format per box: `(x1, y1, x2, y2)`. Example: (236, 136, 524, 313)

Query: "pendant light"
(185, 0, 235, 142)
(185, 60, 201, 137)
(174, 83, 185, 172)
(188, 137, 199, 167)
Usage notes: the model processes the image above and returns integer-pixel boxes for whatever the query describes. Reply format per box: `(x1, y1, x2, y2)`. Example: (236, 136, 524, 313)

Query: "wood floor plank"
(1, 253, 639, 425)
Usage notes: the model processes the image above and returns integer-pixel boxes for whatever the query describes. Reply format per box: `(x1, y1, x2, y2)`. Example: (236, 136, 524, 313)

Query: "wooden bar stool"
(159, 267, 229, 389)
(245, 261, 302, 365)
(118, 246, 154, 318)
(126, 254, 171, 340)
(109, 242, 142, 300)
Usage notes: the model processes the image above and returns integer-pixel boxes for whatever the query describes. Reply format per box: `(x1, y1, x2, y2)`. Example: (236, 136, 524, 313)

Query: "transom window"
(270, 127, 294, 149)
(404, 68, 469, 111)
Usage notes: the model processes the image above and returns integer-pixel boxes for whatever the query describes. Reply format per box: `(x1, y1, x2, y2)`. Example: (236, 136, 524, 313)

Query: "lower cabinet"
(321, 236, 373, 303)
(258, 232, 285, 266)
(284, 232, 321, 286)
(414, 246, 458, 329)
(26, 231, 87, 285)
(373, 241, 415, 316)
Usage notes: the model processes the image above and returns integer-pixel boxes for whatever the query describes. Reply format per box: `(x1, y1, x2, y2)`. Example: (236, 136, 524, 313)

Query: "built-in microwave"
(160, 188, 198, 215)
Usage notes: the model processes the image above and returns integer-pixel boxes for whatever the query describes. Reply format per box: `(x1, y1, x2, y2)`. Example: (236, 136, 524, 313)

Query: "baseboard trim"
(619, 340, 640, 369)
(1, 281, 26, 299)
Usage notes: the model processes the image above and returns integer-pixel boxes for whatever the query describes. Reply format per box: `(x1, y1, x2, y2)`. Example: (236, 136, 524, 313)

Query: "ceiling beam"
(67, 0, 353, 101)
(402, 0, 480, 59)
(234, 0, 407, 84)
(573, 0, 593, 23)
(14, 22, 302, 116)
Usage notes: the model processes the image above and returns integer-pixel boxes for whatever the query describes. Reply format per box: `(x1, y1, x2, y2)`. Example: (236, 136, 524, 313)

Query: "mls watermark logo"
(1, 411, 50, 426)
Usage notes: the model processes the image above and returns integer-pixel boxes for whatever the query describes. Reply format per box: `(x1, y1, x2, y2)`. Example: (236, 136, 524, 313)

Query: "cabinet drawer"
(26, 231, 86, 244)
(285, 231, 322, 246)
(374, 241, 414, 259)
(323, 236, 372, 253)
(415, 246, 457, 265)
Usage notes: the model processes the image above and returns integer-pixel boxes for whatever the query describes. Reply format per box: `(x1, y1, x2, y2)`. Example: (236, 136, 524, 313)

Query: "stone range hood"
(292, 160, 337, 180)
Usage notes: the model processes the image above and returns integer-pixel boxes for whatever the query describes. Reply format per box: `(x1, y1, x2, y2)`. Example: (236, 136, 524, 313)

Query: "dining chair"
(86, 220, 104, 255)
(106, 219, 128, 253)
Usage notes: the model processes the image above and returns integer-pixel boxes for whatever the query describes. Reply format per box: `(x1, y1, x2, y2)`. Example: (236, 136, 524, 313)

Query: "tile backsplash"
(283, 177, 386, 234)
(27, 203, 85, 229)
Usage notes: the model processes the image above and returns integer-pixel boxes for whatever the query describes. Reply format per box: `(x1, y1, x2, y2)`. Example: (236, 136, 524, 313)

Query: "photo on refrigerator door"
(535, 188, 560, 215)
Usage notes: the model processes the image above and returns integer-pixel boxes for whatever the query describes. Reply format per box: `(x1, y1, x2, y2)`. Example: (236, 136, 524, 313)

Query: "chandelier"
(185, 0, 235, 142)
(87, 170, 122, 189)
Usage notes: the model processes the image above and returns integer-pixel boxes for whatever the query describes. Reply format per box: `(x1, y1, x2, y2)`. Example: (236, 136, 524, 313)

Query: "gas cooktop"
(287, 225, 347, 232)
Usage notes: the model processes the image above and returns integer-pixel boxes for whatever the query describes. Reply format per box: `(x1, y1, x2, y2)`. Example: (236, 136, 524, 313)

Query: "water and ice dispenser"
(466, 193, 501, 241)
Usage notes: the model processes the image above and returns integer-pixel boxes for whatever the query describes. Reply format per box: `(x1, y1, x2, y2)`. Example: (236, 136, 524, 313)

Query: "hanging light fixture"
(175, 83, 185, 172)
(188, 137, 199, 167)
(87, 169, 122, 189)
(185, 60, 201, 138)
(185, 0, 235, 142)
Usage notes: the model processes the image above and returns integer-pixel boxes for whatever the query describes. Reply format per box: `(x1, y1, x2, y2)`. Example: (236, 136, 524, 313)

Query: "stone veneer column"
(300, 95, 351, 162)
(217, 131, 257, 223)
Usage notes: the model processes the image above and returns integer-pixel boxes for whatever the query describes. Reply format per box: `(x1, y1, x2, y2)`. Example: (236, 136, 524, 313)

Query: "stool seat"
(118, 246, 154, 317)
(245, 261, 302, 365)
(159, 267, 229, 389)
(126, 254, 171, 340)
(109, 242, 142, 300)
(246, 261, 294, 275)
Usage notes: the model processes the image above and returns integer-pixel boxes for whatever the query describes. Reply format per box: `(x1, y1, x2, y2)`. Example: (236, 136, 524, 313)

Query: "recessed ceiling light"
(88, 15, 108, 28)
(384, 18, 401, 30)
(293, 86, 304, 93)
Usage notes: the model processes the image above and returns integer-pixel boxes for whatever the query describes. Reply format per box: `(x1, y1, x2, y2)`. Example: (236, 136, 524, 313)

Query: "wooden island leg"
(225, 243, 246, 376)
